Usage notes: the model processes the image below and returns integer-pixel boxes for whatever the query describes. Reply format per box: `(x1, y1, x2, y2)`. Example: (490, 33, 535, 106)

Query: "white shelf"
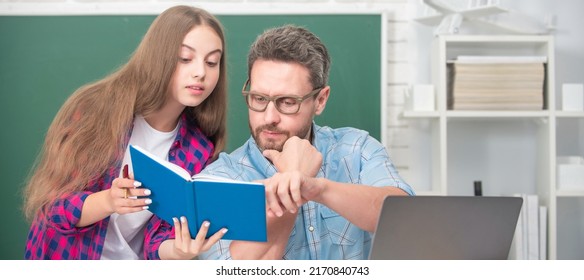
(556, 190, 584, 197)
(555, 111, 584, 118)
(410, 34, 577, 259)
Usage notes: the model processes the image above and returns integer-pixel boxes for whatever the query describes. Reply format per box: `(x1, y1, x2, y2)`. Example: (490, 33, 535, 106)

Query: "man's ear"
(314, 86, 330, 116)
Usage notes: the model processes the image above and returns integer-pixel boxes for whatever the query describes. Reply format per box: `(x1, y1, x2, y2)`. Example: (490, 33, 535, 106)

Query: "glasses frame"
(241, 79, 322, 115)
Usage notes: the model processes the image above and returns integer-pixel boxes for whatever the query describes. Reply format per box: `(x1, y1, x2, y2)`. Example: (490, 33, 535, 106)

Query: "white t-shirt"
(100, 115, 179, 260)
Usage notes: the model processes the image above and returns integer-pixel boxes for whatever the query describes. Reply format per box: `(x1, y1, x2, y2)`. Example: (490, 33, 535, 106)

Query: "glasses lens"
(275, 97, 301, 114)
(247, 93, 269, 111)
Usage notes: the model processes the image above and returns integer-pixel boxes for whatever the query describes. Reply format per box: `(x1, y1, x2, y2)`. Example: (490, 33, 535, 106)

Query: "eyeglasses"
(241, 79, 322, 115)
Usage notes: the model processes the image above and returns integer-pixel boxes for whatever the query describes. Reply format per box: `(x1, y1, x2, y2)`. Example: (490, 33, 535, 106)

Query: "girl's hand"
(108, 165, 151, 214)
(167, 217, 227, 260)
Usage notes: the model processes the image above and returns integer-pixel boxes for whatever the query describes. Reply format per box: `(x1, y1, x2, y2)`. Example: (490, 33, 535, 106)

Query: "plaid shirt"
(199, 124, 414, 260)
(25, 114, 214, 260)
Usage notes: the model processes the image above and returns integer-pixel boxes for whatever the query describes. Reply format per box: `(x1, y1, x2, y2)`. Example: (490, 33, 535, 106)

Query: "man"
(199, 25, 414, 260)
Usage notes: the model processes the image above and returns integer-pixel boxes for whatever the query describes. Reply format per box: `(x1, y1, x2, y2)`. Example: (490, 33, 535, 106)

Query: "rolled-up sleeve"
(46, 192, 94, 234)
(359, 136, 415, 196)
(144, 216, 174, 260)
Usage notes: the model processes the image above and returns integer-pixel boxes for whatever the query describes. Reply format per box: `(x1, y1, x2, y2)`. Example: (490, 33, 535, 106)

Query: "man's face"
(247, 59, 327, 152)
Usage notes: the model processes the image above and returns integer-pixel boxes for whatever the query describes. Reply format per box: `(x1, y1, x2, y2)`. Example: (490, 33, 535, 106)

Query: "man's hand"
(263, 136, 322, 177)
(261, 171, 324, 217)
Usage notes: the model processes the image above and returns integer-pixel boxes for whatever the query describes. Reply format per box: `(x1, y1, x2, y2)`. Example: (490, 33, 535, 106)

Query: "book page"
(131, 145, 191, 180)
(192, 173, 262, 185)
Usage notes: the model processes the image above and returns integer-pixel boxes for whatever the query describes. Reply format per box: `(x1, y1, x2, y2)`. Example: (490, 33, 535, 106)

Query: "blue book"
(129, 145, 267, 242)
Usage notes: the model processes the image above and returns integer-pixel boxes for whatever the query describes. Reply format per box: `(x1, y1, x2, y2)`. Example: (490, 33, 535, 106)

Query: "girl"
(23, 5, 227, 260)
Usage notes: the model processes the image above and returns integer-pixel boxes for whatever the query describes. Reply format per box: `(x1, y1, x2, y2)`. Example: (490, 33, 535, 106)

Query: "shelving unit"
(402, 35, 583, 259)
(554, 114, 584, 259)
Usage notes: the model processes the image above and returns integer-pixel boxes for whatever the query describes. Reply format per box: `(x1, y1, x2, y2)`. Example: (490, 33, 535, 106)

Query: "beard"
(252, 124, 289, 152)
(251, 122, 312, 152)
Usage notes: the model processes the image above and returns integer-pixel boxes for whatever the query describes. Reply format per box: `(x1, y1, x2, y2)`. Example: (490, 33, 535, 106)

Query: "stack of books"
(508, 193, 548, 260)
(447, 56, 547, 110)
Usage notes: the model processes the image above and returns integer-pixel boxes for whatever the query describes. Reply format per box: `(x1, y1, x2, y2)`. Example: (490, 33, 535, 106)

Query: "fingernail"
(172, 217, 178, 223)
(133, 181, 142, 187)
(180, 216, 186, 223)
(221, 228, 228, 234)
(142, 206, 149, 210)
(276, 211, 283, 217)
(204, 221, 210, 227)
(143, 189, 151, 195)
(145, 199, 152, 205)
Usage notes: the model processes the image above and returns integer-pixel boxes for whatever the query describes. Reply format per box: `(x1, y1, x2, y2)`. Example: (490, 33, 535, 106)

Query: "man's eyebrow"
(181, 44, 223, 56)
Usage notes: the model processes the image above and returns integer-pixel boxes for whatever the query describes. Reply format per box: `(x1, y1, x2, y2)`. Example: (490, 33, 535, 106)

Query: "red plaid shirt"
(25, 114, 214, 259)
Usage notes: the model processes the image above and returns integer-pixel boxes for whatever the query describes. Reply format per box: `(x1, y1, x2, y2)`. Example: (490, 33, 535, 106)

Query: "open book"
(129, 145, 267, 242)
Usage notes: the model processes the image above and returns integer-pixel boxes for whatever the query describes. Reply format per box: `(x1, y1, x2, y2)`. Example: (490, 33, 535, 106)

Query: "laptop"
(368, 196, 523, 260)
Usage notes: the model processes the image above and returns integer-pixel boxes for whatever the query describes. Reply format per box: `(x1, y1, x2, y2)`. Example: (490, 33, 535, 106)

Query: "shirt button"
(308, 226, 315, 232)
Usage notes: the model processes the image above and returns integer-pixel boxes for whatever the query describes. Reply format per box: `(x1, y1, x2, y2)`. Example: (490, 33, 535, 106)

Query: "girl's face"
(168, 25, 223, 110)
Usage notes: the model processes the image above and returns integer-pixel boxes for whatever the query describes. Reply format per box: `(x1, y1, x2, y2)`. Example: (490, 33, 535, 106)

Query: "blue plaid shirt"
(199, 124, 414, 260)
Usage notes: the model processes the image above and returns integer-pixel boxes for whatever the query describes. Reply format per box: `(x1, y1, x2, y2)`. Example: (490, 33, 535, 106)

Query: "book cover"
(508, 193, 525, 259)
(525, 194, 540, 260)
(129, 145, 267, 242)
(539, 205, 547, 260)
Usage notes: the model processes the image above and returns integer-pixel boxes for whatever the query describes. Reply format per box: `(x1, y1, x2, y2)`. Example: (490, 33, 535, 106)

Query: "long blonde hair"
(23, 5, 227, 221)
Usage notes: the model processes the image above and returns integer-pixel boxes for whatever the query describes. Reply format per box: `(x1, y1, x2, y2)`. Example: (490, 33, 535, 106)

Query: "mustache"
(255, 124, 286, 135)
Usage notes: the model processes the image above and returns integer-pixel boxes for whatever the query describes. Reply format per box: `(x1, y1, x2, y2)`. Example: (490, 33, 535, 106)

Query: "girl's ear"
(314, 86, 330, 116)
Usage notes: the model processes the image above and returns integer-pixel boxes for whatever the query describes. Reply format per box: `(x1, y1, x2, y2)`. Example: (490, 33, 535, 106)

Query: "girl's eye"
(179, 57, 191, 63)
(206, 61, 218, 67)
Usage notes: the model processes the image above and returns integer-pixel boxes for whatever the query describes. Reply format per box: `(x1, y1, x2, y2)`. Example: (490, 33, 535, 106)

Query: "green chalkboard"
(0, 14, 381, 259)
